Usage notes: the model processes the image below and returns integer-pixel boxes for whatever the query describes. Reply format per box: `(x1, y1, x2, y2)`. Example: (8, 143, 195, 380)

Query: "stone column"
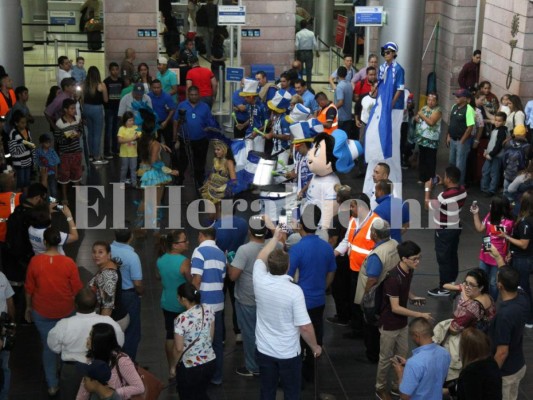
(314, 0, 334, 48)
(481, 0, 533, 99)
(0, 0, 25, 86)
(241, 0, 296, 77)
(104, 1, 159, 74)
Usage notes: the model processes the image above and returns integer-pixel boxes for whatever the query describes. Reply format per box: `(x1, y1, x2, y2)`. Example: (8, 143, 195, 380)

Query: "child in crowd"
(503, 124, 530, 199)
(481, 111, 508, 196)
(78, 359, 120, 400)
(8, 110, 34, 192)
(71, 56, 87, 84)
(54, 98, 83, 204)
(117, 111, 140, 187)
(34, 134, 60, 198)
(470, 195, 514, 300)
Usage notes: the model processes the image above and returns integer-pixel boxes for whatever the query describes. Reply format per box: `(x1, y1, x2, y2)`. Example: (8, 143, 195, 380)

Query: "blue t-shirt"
(110, 241, 143, 290)
(157, 69, 178, 102)
(214, 216, 248, 253)
(374, 194, 409, 243)
(400, 343, 451, 400)
(302, 90, 319, 114)
(147, 91, 175, 123)
(245, 99, 267, 136)
(157, 253, 187, 313)
(175, 100, 213, 141)
(288, 234, 336, 309)
(34, 147, 60, 176)
(232, 89, 248, 121)
(335, 80, 353, 122)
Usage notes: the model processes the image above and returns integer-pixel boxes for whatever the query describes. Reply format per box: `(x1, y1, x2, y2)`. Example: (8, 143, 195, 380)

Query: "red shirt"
(25, 254, 83, 318)
(186, 66, 215, 97)
(353, 78, 373, 97)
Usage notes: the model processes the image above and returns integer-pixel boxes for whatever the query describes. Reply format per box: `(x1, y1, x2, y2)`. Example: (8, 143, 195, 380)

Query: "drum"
(259, 184, 298, 223)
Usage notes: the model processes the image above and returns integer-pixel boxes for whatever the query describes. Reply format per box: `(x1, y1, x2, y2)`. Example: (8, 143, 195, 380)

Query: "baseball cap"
(514, 124, 527, 137)
(157, 56, 168, 65)
(77, 360, 112, 385)
(454, 88, 471, 98)
(249, 215, 267, 238)
(381, 42, 398, 53)
(133, 83, 145, 95)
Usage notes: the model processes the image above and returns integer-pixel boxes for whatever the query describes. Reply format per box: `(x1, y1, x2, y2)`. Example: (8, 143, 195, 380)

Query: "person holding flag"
(363, 42, 405, 201)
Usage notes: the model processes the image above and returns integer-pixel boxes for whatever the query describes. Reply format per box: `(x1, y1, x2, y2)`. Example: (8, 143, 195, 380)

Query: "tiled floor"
(7, 44, 533, 399)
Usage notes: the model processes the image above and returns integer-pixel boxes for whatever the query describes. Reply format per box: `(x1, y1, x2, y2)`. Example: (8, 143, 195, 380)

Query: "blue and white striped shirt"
(191, 240, 226, 312)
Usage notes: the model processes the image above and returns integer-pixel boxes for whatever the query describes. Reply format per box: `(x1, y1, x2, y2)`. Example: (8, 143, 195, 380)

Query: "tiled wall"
(103, 1, 159, 70)
(240, 0, 296, 76)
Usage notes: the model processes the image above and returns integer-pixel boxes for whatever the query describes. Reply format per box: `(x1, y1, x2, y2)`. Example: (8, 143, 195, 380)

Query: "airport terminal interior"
(1, 0, 532, 399)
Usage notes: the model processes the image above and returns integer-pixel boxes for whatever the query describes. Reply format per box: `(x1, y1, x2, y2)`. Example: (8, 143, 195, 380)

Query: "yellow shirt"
(118, 126, 140, 158)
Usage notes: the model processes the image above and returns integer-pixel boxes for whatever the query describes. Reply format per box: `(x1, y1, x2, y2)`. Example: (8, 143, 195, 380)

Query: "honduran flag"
(364, 65, 394, 162)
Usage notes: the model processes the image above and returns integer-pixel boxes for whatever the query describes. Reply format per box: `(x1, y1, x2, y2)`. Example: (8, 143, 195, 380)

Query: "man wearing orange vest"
(0, 74, 16, 118)
(315, 92, 338, 134)
(334, 192, 379, 338)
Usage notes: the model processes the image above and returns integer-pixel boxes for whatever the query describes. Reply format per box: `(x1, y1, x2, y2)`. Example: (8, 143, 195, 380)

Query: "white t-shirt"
(361, 95, 377, 124)
(0, 272, 14, 315)
(28, 226, 68, 255)
(57, 68, 72, 87)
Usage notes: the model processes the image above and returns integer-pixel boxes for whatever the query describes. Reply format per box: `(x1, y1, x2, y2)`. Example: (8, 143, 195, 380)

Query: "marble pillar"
(0, 0, 25, 86)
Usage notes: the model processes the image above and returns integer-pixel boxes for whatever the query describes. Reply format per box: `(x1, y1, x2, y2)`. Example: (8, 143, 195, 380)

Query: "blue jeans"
(235, 301, 258, 373)
(257, 350, 302, 400)
(121, 290, 141, 361)
(84, 103, 104, 158)
(0, 350, 10, 400)
(32, 310, 60, 388)
(14, 166, 31, 190)
(212, 310, 224, 384)
(511, 256, 533, 324)
(120, 157, 138, 183)
(104, 108, 119, 155)
(449, 139, 471, 186)
(435, 228, 462, 287)
(479, 260, 499, 300)
(480, 157, 502, 194)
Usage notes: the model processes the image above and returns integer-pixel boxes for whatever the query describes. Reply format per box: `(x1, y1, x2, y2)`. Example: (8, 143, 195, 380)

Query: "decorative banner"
(335, 15, 347, 49)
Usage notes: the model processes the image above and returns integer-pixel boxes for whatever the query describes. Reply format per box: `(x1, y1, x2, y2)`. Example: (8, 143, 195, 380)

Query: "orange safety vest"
(0, 192, 21, 242)
(0, 89, 16, 117)
(317, 102, 338, 134)
(347, 212, 378, 272)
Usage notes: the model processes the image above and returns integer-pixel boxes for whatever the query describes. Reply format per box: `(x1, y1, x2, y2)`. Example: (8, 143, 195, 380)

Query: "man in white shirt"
(253, 226, 322, 399)
(56, 56, 72, 87)
(0, 271, 14, 400)
(295, 19, 318, 87)
(47, 288, 124, 400)
(117, 83, 153, 120)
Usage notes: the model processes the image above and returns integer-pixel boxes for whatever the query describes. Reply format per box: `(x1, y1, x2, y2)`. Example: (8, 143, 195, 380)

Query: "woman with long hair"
(449, 327, 502, 400)
(25, 227, 83, 396)
(88, 241, 130, 331)
(501, 189, 533, 327)
(200, 140, 237, 203)
(470, 195, 514, 299)
(76, 323, 144, 399)
(82, 66, 108, 165)
(156, 230, 191, 379)
(174, 282, 216, 400)
(506, 94, 526, 134)
(137, 63, 153, 93)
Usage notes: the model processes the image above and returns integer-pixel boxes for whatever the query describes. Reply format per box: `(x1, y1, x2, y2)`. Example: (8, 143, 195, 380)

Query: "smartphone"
(431, 176, 439, 186)
(472, 200, 478, 208)
(496, 226, 505, 233)
(278, 215, 288, 233)
(482, 236, 491, 252)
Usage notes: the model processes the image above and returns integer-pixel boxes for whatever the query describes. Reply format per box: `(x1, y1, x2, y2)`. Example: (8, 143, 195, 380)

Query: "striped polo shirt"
(191, 240, 226, 312)
(429, 186, 467, 228)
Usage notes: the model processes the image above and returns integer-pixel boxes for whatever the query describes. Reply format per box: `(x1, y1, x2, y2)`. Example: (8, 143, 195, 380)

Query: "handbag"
(115, 353, 164, 400)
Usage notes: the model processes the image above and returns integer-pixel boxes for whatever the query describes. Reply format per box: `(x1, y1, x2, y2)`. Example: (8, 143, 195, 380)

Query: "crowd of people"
(0, 17, 532, 400)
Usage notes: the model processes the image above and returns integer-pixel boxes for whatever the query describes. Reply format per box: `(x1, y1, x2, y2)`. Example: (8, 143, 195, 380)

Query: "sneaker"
(427, 287, 450, 297)
(104, 154, 114, 159)
(92, 159, 108, 165)
(48, 386, 59, 396)
(326, 316, 349, 327)
(125, 179, 131, 185)
(235, 333, 243, 343)
(525, 323, 533, 329)
(390, 388, 400, 397)
(236, 367, 254, 377)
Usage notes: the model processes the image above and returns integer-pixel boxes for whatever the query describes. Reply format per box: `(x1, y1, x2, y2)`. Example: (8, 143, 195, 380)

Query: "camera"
(178, 108, 187, 122)
(49, 197, 63, 211)
(0, 313, 16, 351)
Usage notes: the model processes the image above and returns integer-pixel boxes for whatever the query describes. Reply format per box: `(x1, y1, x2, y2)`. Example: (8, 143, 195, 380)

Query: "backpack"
(361, 272, 388, 325)
(504, 141, 529, 181)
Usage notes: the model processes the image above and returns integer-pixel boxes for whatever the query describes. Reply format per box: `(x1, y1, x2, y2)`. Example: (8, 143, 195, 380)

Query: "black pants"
(331, 255, 351, 322)
(159, 124, 179, 171)
(349, 270, 364, 333)
(363, 322, 380, 363)
(418, 146, 437, 182)
(176, 137, 208, 189)
(223, 275, 240, 336)
(435, 228, 462, 287)
(339, 119, 356, 141)
(296, 50, 314, 86)
(176, 359, 216, 400)
(301, 305, 324, 382)
(60, 362, 83, 400)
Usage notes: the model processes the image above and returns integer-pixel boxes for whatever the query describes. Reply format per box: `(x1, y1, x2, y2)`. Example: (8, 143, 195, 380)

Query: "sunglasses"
(383, 50, 393, 55)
